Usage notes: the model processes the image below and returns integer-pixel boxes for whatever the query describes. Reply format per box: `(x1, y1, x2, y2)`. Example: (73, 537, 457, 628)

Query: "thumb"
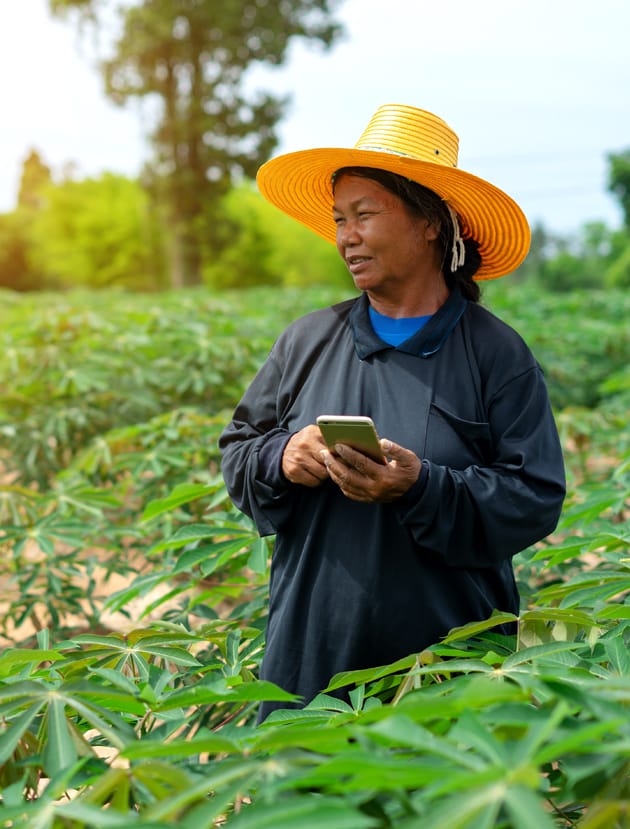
(380, 438, 422, 484)
(380, 438, 401, 457)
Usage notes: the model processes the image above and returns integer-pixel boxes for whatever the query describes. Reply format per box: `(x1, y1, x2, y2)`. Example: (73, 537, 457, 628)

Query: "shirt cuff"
(396, 460, 429, 507)
(256, 431, 294, 489)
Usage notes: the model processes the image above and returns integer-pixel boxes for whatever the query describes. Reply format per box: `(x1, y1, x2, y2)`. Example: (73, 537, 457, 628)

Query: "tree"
(0, 211, 41, 291)
(17, 149, 53, 210)
(608, 149, 630, 230)
(30, 173, 166, 290)
(204, 183, 349, 289)
(0, 151, 53, 291)
(50, 0, 344, 287)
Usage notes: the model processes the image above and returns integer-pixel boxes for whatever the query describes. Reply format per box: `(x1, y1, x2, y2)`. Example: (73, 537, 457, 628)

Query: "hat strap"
(448, 205, 466, 272)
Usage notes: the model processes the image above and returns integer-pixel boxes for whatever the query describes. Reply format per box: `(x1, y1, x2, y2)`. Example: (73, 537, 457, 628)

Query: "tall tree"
(608, 149, 630, 230)
(17, 149, 53, 210)
(50, 0, 344, 287)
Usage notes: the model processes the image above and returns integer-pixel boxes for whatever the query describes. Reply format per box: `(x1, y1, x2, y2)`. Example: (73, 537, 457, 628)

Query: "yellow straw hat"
(256, 104, 531, 280)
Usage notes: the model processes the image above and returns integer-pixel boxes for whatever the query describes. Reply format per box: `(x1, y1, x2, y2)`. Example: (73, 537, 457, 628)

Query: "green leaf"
(69, 633, 128, 647)
(120, 732, 242, 761)
(367, 713, 483, 770)
(503, 640, 582, 668)
(534, 718, 628, 765)
(224, 795, 378, 828)
(0, 648, 63, 678)
(127, 645, 202, 667)
(247, 536, 269, 574)
(450, 709, 507, 765)
(252, 721, 352, 753)
(178, 777, 257, 829)
(42, 697, 79, 775)
(520, 606, 596, 627)
(0, 701, 44, 764)
(578, 800, 630, 828)
(442, 610, 518, 643)
(306, 693, 354, 713)
(174, 538, 250, 576)
(324, 653, 417, 692)
(595, 604, 630, 620)
(87, 667, 145, 695)
(410, 785, 503, 829)
(141, 483, 219, 521)
(604, 635, 630, 675)
(155, 679, 297, 710)
(143, 760, 259, 822)
(149, 522, 252, 553)
(504, 784, 558, 829)
(560, 493, 624, 528)
(49, 800, 137, 827)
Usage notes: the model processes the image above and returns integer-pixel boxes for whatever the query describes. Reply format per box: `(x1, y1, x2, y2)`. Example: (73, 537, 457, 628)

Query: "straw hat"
(256, 104, 531, 280)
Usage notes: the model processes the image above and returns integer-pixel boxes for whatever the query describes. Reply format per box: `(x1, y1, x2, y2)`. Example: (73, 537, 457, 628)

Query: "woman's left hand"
(321, 438, 421, 503)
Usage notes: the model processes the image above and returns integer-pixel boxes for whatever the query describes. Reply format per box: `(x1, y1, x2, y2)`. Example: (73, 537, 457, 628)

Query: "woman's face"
(332, 175, 441, 299)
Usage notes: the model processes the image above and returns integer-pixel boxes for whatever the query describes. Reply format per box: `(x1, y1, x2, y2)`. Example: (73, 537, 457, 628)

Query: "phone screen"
(317, 415, 386, 464)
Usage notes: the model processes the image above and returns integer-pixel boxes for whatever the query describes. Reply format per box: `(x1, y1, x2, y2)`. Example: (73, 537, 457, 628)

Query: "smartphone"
(317, 415, 387, 465)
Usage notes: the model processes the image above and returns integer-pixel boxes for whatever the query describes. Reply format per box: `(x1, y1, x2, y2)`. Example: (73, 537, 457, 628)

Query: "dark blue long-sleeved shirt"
(219, 289, 566, 720)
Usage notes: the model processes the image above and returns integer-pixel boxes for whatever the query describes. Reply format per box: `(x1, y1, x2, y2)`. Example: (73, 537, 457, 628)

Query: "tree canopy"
(50, 0, 344, 286)
(608, 149, 630, 230)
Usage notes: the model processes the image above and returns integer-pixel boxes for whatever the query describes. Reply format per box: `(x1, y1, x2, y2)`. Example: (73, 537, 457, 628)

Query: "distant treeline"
(1, 150, 629, 293)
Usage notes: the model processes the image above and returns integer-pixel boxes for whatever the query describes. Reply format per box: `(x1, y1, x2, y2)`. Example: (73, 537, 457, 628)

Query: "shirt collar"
(349, 287, 468, 360)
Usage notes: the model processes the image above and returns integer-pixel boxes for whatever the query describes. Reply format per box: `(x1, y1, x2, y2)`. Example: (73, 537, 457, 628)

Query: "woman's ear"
(424, 220, 440, 241)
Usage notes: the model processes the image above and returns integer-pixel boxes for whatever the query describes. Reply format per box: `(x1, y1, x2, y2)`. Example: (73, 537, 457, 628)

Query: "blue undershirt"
(368, 306, 433, 346)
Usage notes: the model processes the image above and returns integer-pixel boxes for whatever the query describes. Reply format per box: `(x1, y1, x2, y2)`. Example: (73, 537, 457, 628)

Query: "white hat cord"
(448, 204, 466, 272)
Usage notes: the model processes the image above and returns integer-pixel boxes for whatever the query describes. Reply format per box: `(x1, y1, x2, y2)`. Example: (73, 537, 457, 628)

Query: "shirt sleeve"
(218, 352, 296, 537)
(394, 365, 566, 567)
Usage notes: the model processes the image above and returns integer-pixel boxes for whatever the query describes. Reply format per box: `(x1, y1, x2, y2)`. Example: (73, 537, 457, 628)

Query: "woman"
(219, 104, 566, 722)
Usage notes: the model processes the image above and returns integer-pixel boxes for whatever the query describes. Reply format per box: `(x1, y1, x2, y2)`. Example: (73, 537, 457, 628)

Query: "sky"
(1, 0, 628, 235)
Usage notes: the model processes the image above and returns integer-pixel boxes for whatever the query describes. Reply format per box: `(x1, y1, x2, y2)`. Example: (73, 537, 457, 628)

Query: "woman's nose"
(338, 219, 360, 247)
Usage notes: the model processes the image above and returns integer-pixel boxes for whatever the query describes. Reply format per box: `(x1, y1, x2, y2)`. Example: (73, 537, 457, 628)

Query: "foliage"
(2, 282, 626, 488)
(518, 221, 630, 291)
(204, 184, 349, 289)
(28, 173, 167, 290)
(1, 284, 629, 826)
(0, 209, 42, 292)
(0, 287, 279, 485)
(3, 139, 630, 292)
(0, 172, 351, 291)
(17, 149, 52, 211)
(49, 0, 344, 287)
(608, 148, 630, 229)
(482, 280, 630, 411)
(604, 238, 630, 288)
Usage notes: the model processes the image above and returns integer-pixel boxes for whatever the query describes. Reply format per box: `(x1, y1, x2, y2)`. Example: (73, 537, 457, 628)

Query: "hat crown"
(354, 104, 459, 169)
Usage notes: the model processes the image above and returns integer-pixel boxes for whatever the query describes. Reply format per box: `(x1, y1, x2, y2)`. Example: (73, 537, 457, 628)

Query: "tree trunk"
(168, 230, 185, 290)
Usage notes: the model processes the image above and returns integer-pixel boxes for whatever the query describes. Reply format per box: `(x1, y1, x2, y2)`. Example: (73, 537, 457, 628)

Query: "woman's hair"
(332, 166, 482, 302)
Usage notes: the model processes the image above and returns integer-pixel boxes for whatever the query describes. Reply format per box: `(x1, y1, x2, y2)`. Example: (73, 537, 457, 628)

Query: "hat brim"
(257, 148, 531, 280)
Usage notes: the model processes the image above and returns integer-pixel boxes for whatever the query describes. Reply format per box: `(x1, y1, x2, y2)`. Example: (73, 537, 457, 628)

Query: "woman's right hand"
(281, 424, 330, 487)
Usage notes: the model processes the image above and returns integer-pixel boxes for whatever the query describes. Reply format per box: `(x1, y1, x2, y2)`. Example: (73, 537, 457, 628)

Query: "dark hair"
(332, 166, 481, 302)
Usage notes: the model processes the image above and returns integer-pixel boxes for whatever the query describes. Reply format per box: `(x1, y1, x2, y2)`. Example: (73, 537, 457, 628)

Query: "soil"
(0, 548, 178, 649)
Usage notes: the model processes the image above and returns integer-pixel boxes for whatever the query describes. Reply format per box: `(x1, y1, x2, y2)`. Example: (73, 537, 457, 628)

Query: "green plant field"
(0, 283, 629, 827)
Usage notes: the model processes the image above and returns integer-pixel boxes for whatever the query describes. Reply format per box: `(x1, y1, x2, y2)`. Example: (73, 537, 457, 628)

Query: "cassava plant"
(1, 283, 629, 826)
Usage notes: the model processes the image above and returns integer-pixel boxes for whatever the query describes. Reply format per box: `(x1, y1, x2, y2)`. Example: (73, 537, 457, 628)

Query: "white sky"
(1, 0, 628, 234)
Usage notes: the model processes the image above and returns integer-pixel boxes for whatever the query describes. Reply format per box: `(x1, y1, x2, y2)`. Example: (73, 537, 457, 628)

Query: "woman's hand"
(321, 438, 421, 502)
(282, 424, 330, 487)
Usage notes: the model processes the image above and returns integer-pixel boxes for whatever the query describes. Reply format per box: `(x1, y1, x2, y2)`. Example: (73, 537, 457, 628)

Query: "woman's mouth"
(346, 255, 371, 274)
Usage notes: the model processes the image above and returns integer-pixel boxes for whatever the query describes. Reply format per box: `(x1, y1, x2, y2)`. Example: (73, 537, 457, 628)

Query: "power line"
(463, 149, 622, 167)
(517, 186, 613, 199)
